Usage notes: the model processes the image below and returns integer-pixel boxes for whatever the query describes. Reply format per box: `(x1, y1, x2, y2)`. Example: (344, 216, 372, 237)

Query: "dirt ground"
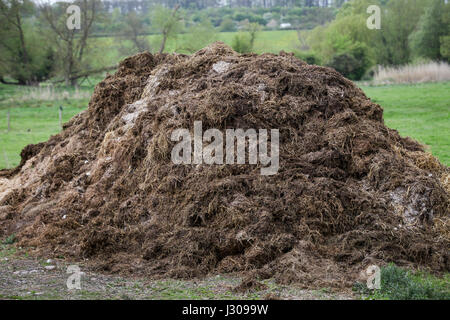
(0, 244, 354, 300)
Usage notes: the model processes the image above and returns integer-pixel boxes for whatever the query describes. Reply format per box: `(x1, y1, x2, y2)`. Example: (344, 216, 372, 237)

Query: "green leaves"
(354, 264, 450, 300)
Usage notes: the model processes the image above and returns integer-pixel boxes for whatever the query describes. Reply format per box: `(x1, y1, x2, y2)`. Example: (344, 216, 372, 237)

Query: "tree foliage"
(123, 11, 151, 52)
(41, 0, 101, 86)
(231, 33, 253, 53)
(0, 0, 53, 84)
(409, 0, 449, 61)
(150, 5, 183, 54)
(176, 17, 216, 54)
(305, 0, 450, 79)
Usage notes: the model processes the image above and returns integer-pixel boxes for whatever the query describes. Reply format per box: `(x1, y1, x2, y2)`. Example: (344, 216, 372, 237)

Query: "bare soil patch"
(0, 245, 352, 300)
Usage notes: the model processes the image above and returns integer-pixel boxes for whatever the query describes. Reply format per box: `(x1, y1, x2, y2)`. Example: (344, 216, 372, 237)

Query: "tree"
(219, 17, 236, 32)
(307, 0, 431, 66)
(41, 0, 101, 86)
(441, 2, 450, 61)
(176, 17, 216, 54)
(409, 0, 446, 61)
(0, 0, 53, 84)
(150, 5, 183, 54)
(307, 0, 380, 64)
(244, 22, 262, 49)
(123, 11, 151, 52)
(326, 42, 373, 80)
(381, 0, 430, 65)
(230, 20, 261, 54)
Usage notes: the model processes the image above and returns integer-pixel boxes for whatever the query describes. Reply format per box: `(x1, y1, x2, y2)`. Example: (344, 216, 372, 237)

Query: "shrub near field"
(354, 264, 450, 300)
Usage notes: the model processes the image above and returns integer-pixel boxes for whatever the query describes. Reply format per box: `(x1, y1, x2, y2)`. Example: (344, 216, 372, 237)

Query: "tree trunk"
(158, 5, 180, 54)
(159, 33, 167, 54)
(15, 12, 29, 66)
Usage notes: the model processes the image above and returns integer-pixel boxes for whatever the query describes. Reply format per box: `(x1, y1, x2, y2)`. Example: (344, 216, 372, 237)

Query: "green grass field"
(0, 86, 90, 169)
(0, 81, 449, 169)
(360, 82, 450, 165)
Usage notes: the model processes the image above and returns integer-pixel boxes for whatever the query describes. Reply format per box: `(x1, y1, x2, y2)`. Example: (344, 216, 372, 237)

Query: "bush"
(326, 43, 373, 80)
(2, 234, 16, 245)
(293, 51, 321, 65)
(354, 264, 450, 300)
(219, 17, 236, 32)
(327, 54, 362, 80)
(231, 33, 253, 53)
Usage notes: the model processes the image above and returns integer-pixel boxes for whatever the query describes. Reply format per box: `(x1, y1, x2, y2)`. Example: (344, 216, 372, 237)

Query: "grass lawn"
(0, 85, 90, 169)
(360, 82, 450, 165)
(0, 81, 448, 169)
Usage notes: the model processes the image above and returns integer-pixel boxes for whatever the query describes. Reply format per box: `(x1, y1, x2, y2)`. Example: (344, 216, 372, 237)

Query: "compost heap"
(0, 43, 449, 288)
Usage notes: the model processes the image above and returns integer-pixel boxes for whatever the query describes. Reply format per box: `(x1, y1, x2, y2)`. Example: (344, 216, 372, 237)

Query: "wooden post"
(59, 106, 63, 129)
(3, 150, 9, 169)
(7, 109, 10, 132)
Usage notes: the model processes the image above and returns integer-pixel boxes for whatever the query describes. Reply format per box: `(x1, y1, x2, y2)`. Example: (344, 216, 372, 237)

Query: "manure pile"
(0, 43, 449, 287)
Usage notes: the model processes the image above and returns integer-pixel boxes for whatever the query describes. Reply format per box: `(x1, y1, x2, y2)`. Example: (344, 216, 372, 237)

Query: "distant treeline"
(89, 0, 346, 35)
(1, 0, 448, 85)
(1, 0, 342, 86)
(305, 0, 450, 80)
(100, 0, 349, 12)
(93, 4, 338, 36)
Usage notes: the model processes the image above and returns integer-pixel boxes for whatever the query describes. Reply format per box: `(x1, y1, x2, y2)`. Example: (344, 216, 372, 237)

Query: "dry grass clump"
(441, 173, 450, 194)
(408, 150, 444, 173)
(17, 86, 92, 102)
(374, 61, 450, 84)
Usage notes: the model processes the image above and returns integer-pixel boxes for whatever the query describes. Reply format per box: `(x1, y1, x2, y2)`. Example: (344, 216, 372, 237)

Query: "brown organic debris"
(0, 43, 448, 288)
